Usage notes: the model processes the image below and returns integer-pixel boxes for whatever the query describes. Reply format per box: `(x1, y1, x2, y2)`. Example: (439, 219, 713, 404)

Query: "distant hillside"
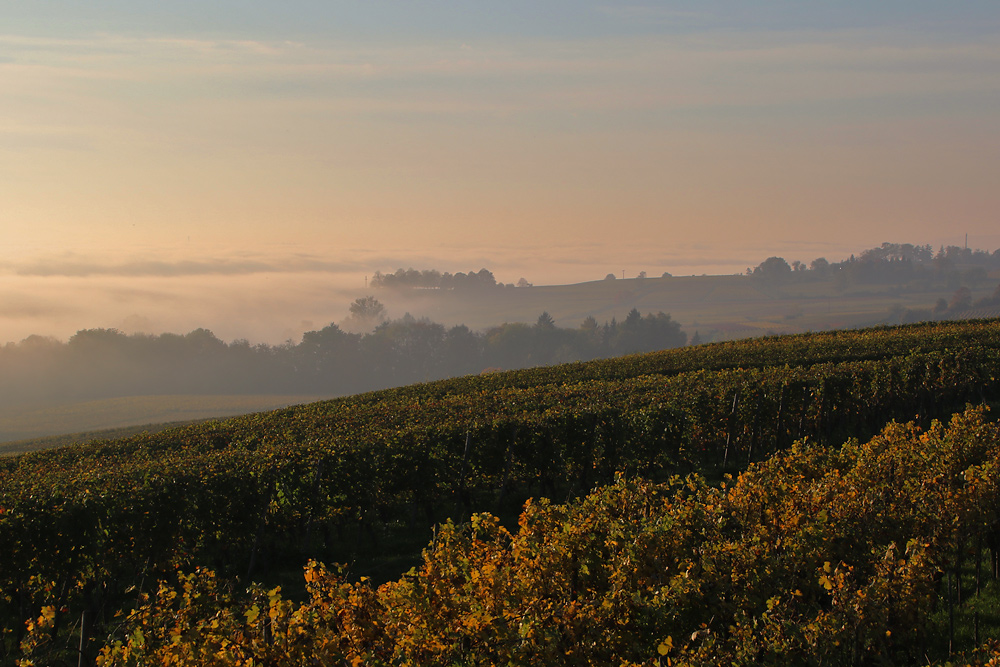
(366, 242, 1000, 338)
(2, 242, 997, 446)
(370, 270, 1000, 342)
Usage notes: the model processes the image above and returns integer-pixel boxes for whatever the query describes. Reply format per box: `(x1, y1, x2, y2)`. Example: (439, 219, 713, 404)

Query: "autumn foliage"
(87, 407, 1000, 666)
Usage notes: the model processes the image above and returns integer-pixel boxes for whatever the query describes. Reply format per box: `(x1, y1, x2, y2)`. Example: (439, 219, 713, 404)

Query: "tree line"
(0, 309, 686, 408)
(370, 267, 529, 290)
(750, 242, 1000, 290)
(371, 242, 1000, 292)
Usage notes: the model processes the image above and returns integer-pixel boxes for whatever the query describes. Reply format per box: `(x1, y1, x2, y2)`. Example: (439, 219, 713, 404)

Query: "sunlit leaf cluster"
(96, 407, 1000, 665)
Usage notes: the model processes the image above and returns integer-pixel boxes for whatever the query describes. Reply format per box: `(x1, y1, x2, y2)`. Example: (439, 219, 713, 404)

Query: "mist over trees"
(750, 242, 1000, 290)
(744, 243, 1000, 326)
(0, 309, 686, 410)
(5, 241, 998, 421)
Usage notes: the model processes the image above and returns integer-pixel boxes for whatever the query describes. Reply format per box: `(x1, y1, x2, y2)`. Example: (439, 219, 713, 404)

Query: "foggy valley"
(2, 242, 998, 447)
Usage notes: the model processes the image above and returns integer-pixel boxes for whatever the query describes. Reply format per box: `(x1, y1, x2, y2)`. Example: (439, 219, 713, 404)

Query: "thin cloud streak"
(5, 29, 999, 116)
(11, 256, 364, 278)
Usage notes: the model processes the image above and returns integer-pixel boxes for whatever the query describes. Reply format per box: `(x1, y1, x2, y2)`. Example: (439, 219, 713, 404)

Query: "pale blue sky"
(7, 2, 999, 38)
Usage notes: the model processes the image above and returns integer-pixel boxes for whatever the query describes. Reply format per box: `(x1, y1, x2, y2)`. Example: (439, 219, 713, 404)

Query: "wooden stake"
(78, 610, 85, 667)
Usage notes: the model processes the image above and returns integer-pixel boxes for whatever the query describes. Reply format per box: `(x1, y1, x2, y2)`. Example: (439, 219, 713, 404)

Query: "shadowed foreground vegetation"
(90, 408, 1000, 666)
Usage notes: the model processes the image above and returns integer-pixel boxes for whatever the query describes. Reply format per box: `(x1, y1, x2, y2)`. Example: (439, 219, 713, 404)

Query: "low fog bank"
(4, 240, 998, 443)
(0, 241, 867, 347)
(0, 271, 366, 347)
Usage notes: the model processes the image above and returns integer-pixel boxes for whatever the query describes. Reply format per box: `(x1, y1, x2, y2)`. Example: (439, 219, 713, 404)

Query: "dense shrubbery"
(78, 408, 1000, 665)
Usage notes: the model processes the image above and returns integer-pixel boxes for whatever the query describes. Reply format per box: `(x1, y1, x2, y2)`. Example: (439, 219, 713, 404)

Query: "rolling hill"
(2, 319, 1000, 664)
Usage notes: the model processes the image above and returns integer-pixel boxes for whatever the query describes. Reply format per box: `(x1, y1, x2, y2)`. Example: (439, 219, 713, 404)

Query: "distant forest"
(750, 242, 1000, 289)
(370, 267, 527, 290)
(0, 309, 685, 408)
(745, 243, 1000, 324)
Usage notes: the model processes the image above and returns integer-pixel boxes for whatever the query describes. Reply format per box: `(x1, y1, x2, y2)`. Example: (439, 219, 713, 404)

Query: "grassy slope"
(0, 419, 208, 457)
(0, 394, 327, 450)
(374, 273, 1000, 337)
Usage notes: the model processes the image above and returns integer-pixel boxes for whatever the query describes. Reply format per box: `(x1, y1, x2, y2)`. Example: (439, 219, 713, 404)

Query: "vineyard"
(3, 319, 1000, 665)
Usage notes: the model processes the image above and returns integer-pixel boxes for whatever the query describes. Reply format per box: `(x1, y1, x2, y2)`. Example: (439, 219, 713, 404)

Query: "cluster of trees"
(751, 242, 1000, 289)
(883, 283, 1000, 326)
(0, 309, 686, 409)
(934, 283, 1000, 314)
(371, 267, 531, 290)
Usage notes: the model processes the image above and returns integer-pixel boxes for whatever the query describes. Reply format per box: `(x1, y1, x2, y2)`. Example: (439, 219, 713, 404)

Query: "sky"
(2, 1, 999, 344)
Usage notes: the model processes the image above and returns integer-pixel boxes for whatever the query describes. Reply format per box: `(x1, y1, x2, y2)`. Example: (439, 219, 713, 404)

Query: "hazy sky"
(2, 2, 999, 343)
